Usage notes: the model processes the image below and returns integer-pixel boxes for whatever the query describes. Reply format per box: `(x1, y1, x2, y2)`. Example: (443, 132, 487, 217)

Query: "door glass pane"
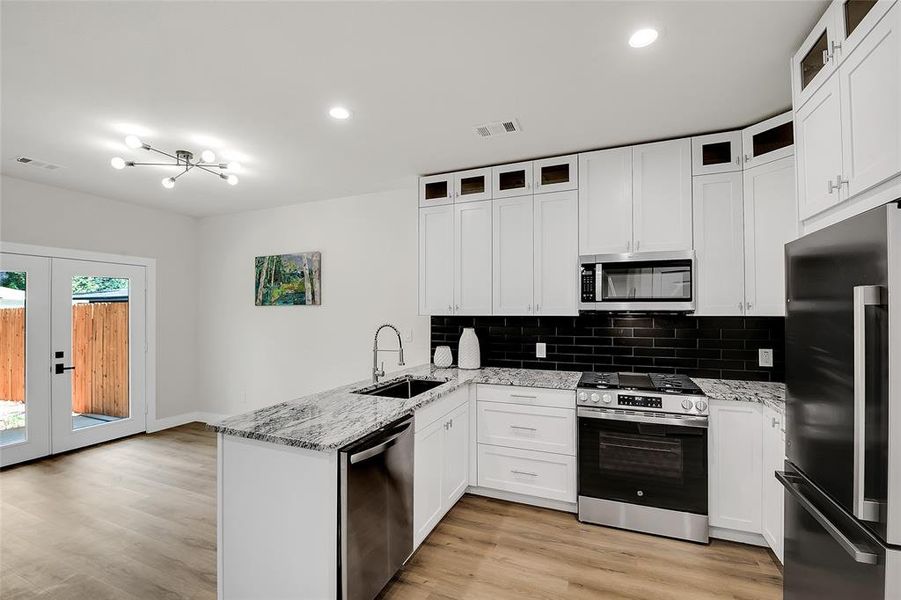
(845, 0, 877, 37)
(498, 169, 526, 191)
(540, 163, 570, 185)
(752, 121, 794, 158)
(800, 31, 829, 90)
(702, 141, 733, 166)
(424, 180, 448, 200)
(70, 276, 129, 430)
(0, 271, 26, 446)
(459, 175, 485, 196)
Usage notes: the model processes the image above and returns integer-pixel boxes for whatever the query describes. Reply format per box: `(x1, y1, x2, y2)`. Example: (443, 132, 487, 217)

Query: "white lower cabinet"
(761, 404, 786, 563)
(477, 445, 576, 503)
(709, 400, 763, 534)
(413, 391, 469, 548)
(477, 401, 576, 456)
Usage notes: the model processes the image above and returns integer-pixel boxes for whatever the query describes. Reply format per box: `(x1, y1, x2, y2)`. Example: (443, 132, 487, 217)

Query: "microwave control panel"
(580, 264, 597, 302)
(618, 394, 663, 409)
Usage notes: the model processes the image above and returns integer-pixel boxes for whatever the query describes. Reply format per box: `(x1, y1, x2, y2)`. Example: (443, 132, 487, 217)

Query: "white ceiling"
(1, 1, 827, 217)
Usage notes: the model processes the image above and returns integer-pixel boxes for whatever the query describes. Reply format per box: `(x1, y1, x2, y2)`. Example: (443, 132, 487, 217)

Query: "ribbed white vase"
(458, 328, 481, 370)
(433, 345, 453, 368)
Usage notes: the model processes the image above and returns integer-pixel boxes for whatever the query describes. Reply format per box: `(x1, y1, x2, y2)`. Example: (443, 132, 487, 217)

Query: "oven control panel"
(617, 394, 663, 409)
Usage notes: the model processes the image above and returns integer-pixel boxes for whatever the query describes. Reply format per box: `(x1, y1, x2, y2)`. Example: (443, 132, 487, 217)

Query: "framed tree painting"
(254, 252, 321, 306)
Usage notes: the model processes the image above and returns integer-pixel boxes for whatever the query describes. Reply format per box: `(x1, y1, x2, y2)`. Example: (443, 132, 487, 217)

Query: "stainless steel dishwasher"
(339, 415, 414, 600)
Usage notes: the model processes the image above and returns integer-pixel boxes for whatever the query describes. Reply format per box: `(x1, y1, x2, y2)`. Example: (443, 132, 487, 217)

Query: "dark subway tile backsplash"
(431, 314, 785, 382)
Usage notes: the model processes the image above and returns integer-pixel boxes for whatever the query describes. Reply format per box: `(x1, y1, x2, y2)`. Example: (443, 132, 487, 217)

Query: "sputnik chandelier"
(110, 135, 241, 189)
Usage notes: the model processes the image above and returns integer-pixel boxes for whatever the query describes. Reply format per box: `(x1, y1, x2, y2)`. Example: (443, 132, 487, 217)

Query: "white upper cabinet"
(492, 161, 533, 199)
(742, 112, 795, 169)
(632, 138, 693, 252)
(533, 155, 578, 194)
(533, 190, 578, 316)
(454, 200, 493, 315)
(796, 75, 844, 220)
(838, 3, 900, 198)
(693, 172, 746, 316)
(419, 173, 454, 207)
(578, 148, 633, 255)
(834, 0, 897, 59)
(792, 4, 842, 110)
(743, 156, 798, 317)
(692, 131, 743, 175)
(454, 168, 493, 203)
(493, 196, 535, 315)
(418, 205, 455, 315)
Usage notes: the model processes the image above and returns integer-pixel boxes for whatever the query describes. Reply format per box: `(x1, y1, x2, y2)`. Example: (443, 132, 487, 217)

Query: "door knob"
(54, 363, 75, 375)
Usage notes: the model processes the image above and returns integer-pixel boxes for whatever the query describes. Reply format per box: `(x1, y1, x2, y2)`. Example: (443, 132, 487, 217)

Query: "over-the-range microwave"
(579, 250, 696, 312)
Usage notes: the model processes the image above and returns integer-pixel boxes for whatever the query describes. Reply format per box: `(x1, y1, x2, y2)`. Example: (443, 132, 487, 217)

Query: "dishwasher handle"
(349, 422, 412, 464)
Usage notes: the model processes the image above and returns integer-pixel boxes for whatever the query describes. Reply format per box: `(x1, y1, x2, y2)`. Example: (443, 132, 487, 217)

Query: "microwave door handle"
(852, 285, 886, 522)
(777, 471, 879, 565)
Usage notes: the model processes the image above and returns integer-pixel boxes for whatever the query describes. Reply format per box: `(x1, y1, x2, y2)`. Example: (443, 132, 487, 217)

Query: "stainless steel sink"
(355, 376, 446, 399)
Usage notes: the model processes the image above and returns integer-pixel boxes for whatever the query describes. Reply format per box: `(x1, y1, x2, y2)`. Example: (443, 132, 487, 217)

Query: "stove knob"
(602, 393, 613, 404)
(695, 400, 708, 412)
(681, 399, 695, 411)
(590, 393, 601, 404)
(578, 391, 588, 402)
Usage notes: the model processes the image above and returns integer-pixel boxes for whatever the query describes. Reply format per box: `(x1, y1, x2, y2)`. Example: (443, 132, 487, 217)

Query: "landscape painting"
(254, 252, 321, 306)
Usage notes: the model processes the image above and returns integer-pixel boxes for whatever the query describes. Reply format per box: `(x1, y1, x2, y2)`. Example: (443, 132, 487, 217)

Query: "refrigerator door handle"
(852, 285, 886, 522)
(777, 471, 879, 565)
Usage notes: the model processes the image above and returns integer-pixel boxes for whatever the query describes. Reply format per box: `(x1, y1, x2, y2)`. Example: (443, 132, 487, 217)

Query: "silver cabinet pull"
(738, 301, 744, 313)
(744, 153, 752, 163)
(853, 285, 886, 522)
(510, 470, 538, 477)
(823, 40, 842, 64)
(635, 240, 640, 251)
(526, 304, 532, 313)
(772, 416, 780, 428)
(735, 156, 741, 165)
(447, 304, 453, 313)
(535, 304, 540, 313)
(510, 425, 537, 431)
(454, 304, 460, 311)
(747, 301, 753, 311)
(510, 394, 537, 400)
(776, 471, 877, 565)
(626, 241, 631, 252)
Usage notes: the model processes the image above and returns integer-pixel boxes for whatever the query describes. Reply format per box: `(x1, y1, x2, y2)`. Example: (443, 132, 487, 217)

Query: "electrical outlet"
(404, 328, 414, 342)
(536, 342, 547, 359)
(759, 348, 774, 368)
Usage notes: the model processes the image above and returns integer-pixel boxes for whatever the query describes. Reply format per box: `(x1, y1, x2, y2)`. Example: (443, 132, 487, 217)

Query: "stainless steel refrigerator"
(781, 201, 901, 600)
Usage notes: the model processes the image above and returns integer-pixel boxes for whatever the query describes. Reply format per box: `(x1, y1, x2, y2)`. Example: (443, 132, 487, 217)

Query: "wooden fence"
(0, 303, 129, 417)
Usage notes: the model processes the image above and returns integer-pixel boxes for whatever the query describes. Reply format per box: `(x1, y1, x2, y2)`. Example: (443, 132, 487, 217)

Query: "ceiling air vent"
(474, 118, 522, 138)
(14, 156, 65, 171)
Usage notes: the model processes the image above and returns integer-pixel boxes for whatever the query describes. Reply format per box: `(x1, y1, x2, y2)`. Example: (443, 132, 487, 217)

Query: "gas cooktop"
(577, 371, 705, 395)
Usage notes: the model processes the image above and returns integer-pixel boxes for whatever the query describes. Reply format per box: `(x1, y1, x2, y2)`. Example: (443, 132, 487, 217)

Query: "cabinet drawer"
(414, 388, 468, 433)
(476, 384, 575, 409)
(478, 402, 575, 455)
(477, 444, 576, 502)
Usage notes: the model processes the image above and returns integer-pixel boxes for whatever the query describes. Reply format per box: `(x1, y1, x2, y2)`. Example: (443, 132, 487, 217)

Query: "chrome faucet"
(372, 323, 405, 383)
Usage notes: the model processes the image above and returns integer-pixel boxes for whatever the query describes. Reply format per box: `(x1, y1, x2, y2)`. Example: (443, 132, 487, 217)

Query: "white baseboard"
(467, 486, 578, 514)
(710, 526, 768, 547)
(147, 411, 229, 433)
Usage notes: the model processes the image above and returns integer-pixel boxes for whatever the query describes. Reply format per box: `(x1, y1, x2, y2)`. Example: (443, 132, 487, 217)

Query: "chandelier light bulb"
(226, 174, 239, 186)
(125, 135, 144, 149)
(226, 161, 242, 172)
(201, 150, 216, 163)
(162, 177, 176, 189)
(110, 157, 126, 170)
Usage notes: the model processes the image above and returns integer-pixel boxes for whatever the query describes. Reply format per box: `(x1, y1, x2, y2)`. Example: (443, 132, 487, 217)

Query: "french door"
(0, 253, 146, 466)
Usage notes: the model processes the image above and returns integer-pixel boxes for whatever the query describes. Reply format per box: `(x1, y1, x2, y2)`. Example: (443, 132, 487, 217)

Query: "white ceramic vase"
(433, 345, 453, 368)
(458, 328, 481, 370)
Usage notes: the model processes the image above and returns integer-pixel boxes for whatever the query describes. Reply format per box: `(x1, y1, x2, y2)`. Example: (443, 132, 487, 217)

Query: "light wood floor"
(1, 424, 782, 600)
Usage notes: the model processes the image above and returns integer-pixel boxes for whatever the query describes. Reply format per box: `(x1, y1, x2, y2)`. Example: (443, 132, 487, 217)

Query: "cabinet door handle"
(747, 301, 753, 311)
(635, 240, 640, 251)
(626, 241, 631, 252)
(510, 394, 537, 400)
(535, 304, 540, 313)
(738, 302, 744, 313)
(527, 304, 532, 313)
(510, 470, 539, 477)
(448, 304, 453, 313)
(744, 153, 752, 163)
(735, 156, 741, 165)
(510, 425, 537, 432)
(454, 304, 460, 311)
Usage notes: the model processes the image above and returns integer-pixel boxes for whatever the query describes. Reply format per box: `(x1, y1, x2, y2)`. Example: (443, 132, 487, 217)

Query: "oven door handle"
(577, 407, 708, 428)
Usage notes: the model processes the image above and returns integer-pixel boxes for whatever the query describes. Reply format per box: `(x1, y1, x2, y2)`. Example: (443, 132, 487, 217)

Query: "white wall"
(196, 186, 429, 417)
(0, 175, 199, 422)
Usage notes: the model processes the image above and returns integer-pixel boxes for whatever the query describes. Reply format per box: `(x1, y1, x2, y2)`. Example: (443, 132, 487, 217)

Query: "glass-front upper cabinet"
(691, 131, 742, 175)
(836, 0, 895, 56)
(419, 173, 454, 207)
(792, 3, 842, 109)
(742, 111, 794, 169)
(533, 155, 578, 194)
(492, 161, 533, 199)
(453, 167, 492, 203)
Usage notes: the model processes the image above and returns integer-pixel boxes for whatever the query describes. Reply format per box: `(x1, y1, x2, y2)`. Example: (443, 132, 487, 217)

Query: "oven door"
(578, 408, 708, 515)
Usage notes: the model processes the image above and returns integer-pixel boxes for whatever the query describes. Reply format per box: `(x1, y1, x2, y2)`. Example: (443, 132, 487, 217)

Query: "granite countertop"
(692, 378, 786, 414)
(211, 364, 580, 451)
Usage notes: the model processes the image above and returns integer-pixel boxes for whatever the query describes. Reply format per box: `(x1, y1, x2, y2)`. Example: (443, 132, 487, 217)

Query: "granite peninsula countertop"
(692, 378, 786, 414)
(211, 364, 581, 451)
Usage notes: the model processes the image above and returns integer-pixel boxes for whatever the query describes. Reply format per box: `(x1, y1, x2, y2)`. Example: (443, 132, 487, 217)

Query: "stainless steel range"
(577, 372, 710, 543)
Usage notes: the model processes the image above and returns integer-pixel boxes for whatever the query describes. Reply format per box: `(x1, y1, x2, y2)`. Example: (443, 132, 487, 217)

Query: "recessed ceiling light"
(329, 106, 352, 120)
(629, 28, 659, 48)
